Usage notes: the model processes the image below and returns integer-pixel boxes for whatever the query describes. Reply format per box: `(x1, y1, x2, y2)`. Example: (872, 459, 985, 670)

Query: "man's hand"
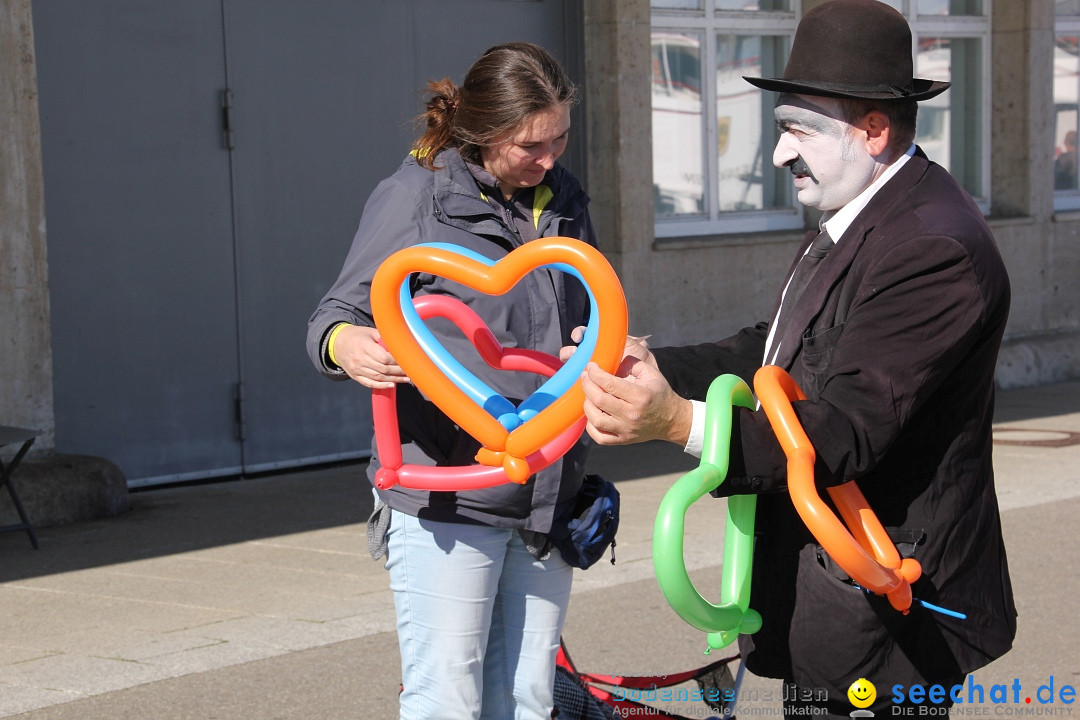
(332, 325, 409, 389)
(579, 358, 692, 447)
(560, 328, 659, 369)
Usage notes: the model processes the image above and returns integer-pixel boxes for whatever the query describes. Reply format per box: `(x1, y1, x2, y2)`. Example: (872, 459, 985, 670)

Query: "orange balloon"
(371, 238, 627, 483)
(753, 365, 921, 613)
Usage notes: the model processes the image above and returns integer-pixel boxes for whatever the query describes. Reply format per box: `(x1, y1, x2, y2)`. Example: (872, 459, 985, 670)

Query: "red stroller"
(552, 637, 743, 720)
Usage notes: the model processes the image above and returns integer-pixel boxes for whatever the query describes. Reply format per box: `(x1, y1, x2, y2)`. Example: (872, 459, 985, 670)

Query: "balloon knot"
(374, 467, 399, 490)
(503, 455, 532, 484)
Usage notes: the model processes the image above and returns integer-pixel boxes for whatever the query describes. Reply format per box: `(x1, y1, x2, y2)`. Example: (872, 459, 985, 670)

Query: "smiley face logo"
(847, 678, 877, 709)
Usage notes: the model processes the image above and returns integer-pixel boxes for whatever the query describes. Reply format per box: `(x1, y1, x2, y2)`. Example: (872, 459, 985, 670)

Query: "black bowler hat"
(744, 0, 949, 102)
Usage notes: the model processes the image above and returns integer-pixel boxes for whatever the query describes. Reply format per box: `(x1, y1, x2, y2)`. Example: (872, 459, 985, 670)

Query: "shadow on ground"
(0, 441, 694, 583)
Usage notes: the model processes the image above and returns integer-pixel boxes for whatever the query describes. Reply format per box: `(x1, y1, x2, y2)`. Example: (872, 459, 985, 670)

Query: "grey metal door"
(34, 0, 578, 485)
(34, 1, 246, 486)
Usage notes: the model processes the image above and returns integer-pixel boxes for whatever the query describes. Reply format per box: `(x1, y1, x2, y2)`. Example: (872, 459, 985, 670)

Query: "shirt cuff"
(683, 400, 706, 459)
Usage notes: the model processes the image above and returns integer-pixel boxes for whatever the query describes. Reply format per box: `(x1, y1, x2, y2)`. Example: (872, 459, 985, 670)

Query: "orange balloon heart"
(371, 237, 627, 483)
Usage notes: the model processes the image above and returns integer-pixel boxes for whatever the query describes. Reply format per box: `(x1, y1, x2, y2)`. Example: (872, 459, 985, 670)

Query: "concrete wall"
(991, 1, 1080, 387)
(583, 0, 1080, 391)
(0, 0, 53, 451)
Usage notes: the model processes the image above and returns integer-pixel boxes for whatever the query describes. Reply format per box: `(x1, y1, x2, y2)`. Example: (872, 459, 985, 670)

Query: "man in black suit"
(574, 1, 1016, 717)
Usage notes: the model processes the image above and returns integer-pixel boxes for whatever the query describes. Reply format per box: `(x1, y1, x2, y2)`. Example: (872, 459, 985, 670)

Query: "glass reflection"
(653, 31, 705, 217)
(915, 37, 982, 197)
(715, 34, 789, 212)
(715, 0, 791, 9)
(652, 0, 703, 10)
(1054, 33, 1080, 190)
(1059, 1, 1080, 17)
(917, 0, 984, 15)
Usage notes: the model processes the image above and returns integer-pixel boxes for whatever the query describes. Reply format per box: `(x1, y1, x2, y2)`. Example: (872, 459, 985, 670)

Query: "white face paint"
(772, 94, 880, 212)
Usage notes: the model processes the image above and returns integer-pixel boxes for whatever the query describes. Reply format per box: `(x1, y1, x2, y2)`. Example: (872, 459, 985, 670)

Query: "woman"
(306, 42, 596, 719)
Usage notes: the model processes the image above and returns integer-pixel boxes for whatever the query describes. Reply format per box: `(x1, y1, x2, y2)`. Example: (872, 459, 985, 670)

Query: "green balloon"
(652, 374, 763, 650)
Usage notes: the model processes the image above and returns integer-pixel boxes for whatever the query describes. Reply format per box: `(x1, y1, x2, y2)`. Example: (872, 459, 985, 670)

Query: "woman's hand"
(332, 325, 409, 389)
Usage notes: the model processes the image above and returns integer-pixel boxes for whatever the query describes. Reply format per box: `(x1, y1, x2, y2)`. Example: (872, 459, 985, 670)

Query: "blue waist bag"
(550, 474, 619, 570)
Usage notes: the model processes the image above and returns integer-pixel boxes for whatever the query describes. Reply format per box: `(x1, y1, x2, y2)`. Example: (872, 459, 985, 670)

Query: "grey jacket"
(307, 148, 596, 532)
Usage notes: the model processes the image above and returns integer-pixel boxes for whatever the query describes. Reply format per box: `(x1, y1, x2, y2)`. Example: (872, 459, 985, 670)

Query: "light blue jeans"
(385, 509, 573, 720)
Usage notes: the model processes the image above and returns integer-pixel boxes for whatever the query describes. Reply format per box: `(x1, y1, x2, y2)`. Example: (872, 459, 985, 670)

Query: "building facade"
(2, 0, 1077, 485)
(586, 0, 1077, 390)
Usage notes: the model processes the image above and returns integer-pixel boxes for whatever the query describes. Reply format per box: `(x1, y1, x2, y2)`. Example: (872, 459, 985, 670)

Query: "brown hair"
(412, 42, 578, 169)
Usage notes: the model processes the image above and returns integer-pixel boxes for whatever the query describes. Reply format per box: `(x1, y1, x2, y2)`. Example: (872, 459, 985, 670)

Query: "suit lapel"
(771, 228, 855, 370)
(769, 149, 931, 371)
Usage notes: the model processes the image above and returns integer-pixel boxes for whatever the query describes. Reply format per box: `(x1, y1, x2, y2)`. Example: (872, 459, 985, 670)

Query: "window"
(890, 0, 990, 208)
(1055, 1, 1080, 210)
(652, 1, 798, 238)
(651, 0, 991, 239)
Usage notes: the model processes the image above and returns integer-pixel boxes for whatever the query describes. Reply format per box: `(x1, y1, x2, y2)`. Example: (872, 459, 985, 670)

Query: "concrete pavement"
(1, 381, 1079, 719)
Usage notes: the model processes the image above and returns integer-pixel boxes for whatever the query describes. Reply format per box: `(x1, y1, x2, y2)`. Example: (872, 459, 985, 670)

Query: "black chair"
(0, 426, 40, 549)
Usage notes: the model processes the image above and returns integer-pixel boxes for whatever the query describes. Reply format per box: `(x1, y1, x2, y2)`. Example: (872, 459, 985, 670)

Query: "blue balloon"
(399, 242, 602, 428)
(397, 280, 520, 429)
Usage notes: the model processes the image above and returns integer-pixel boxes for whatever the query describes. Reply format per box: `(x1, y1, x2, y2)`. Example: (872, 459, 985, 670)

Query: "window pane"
(916, 37, 982, 196)
(716, 34, 791, 212)
(653, 31, 706, 217)
(652, 0, 703, 10)
(918, 0, 985, 16)
(715, 0, 791, 10)
(1054, 34, 1080, 190)
(1058, 0, 1080, 16)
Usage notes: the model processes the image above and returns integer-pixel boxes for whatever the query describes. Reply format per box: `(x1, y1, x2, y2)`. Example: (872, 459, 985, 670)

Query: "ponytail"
(412, 78, 461, 170)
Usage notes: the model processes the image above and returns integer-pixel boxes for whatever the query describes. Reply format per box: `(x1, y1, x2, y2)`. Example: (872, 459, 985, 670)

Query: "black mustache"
(788, 156, 813, 178)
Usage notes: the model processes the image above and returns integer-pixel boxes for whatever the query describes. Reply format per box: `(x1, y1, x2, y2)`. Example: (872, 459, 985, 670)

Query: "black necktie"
(773, 229, 834, 341)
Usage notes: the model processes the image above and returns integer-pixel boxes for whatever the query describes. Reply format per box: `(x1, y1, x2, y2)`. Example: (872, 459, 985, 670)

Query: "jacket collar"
(428, 149, 517, 244)
(428, 148, 586, 241)
(821, 144, 916, 242)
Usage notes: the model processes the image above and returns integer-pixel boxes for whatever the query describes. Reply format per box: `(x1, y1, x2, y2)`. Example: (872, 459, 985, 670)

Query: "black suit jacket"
(654, 149, 1016, 699)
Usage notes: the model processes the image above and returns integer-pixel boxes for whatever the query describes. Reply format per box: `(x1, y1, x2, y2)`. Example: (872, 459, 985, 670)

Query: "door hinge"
(221, 89, 235, 150)
(234, 381, 246, 441)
